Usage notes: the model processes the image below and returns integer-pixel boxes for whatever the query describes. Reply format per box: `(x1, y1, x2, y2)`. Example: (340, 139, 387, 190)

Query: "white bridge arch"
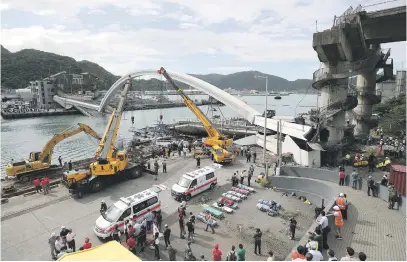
(98, 69, 313, 141)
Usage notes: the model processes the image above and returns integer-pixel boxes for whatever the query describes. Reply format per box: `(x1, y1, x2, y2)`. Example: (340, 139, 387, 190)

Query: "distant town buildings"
(378, 70, 406, 102)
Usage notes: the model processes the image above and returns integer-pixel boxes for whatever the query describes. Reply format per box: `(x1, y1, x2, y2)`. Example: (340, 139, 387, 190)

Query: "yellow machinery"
(376, 157, 391, 170)
(158, 67, 236, 163)
(4, 123, 101, 183)
(64, 77, 143, 197)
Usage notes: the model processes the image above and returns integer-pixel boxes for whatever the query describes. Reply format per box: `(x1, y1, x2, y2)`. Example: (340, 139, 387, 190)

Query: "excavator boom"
(39, 123, 101, 164)
(158, 67, 223, 140)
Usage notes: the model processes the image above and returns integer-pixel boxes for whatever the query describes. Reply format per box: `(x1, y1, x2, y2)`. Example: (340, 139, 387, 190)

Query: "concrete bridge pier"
(353, 70, 377, 137)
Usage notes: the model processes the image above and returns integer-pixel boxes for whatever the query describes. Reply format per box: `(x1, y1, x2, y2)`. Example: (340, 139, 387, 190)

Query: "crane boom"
(39, 123, 101, 164)
(97, 78, 131, 160)
(158, 67, 224, 140)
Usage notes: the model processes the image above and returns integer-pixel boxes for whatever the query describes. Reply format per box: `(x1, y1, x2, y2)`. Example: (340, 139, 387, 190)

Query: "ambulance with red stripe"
(93, 184, 167, 239)
(171, 164, 222, 201)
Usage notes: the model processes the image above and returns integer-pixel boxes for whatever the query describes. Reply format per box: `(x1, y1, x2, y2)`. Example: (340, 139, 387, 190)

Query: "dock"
(1, 109, 80, 119)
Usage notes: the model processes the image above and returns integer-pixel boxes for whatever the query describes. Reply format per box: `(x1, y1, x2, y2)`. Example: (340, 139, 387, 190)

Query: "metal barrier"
(333, 5, 363, 26)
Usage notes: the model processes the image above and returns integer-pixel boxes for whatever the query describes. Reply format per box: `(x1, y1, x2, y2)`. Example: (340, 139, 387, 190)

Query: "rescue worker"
(179, 216, 186, 239)
(253, 228, 262, 255)
(126, 235, 137, 255)
(351, 169, 359, 189)
(289, 217, 297, 240)
(367, 175, 375, 197)
(253, 151, 257, 163)
(154, 160, 159, 180)
(66, 229, 76, 252)
(100, 200, 107, 214)
(33, 178, 42, 193)
(82, 237, 92, 250)
(111, 224, 121, 243)
(332, 206, 343, 239)
(48, 232, 57, 260)
(167, 245, 177, 261)
(162, 159, 167, 173)
(41, 176, 50, 195)
(291, 246, 306, 260)
(381, 174, 388, 186)
(368, 153, 375, 173)
(186, 217, 195, 242)
(240, 172, 245, 185)
(335, 193, 347, 220)
(163, 224, 171, 248)
(68, 160, 72, 171)
(388, 184, 398, 209)
(196, 156, 201, 168)
(58, 156, 63, 166)
(232, 173, 238, 187)
(155, 211, 163, 232)
(205, 212, 215, 234)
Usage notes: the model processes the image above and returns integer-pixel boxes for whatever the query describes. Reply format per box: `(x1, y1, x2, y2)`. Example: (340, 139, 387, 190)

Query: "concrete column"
(353, 70, 376, 137)
(319, 62, 347, 143)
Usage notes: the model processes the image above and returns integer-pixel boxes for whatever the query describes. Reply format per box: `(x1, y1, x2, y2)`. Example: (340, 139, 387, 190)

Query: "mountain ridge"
(1, 45, 312, 92)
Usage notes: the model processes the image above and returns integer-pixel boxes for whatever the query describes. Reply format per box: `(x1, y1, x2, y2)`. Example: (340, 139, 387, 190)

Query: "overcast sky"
(1, 0, 406, 80)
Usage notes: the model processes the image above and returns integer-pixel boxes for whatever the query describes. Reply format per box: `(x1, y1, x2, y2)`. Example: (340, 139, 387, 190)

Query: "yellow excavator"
(4, 123, 101, 183)
(158, 67, 237, 163)
(63, 77, 144, 197)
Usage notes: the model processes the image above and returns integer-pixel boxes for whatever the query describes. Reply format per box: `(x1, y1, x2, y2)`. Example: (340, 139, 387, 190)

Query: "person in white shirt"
(66, 230, 76, 252)
(145, 210, 154, 231)
(307, 242, 323, 261)
(54, 236, 65, 254)
(316, 211, 329, 249)
(328, 249, 338, 261)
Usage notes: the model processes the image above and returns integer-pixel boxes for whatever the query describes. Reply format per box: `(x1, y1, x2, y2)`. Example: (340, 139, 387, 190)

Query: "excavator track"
(17, 165, 62, 183)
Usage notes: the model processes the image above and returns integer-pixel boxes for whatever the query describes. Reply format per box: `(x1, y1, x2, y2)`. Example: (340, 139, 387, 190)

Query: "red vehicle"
(389, 165, 406, 196)
(231, 187, 250, 195)
(217, 197, 235, 206)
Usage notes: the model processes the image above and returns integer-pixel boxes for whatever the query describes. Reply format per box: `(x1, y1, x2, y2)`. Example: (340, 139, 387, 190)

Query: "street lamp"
(254, 75, 268, 170)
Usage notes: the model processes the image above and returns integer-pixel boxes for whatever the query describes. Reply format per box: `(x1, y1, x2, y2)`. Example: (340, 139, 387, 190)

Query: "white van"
(171, 164, 222, 201)
(93, 184, 167, 239)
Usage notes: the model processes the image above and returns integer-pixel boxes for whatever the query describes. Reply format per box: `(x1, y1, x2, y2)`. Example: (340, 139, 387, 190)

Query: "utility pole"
(254, 74, 268, 174)
(276, 119, 282, 176)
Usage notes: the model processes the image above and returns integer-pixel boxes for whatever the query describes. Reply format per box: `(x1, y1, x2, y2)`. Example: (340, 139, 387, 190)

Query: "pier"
(0, 109, 80, 119)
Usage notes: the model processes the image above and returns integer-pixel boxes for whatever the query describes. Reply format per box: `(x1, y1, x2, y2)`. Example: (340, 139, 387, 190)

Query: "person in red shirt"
(339, 170, 345, 186)
(212, 244, 222, 261)
(82, 238, 92, 250)
(33, 178, 42, 193)
(128, 225, 135, 237)
(126, 236, 137, 255)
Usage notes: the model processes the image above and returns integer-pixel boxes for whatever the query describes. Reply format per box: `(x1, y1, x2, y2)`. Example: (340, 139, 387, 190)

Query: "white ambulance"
(171, 164, 222, 201)
(93, 184, 167, 239)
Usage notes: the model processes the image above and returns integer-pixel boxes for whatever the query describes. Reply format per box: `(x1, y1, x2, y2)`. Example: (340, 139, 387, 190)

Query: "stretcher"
(197, 212, 218, 226)
(212, 202, 234, 214)
(217, 197, 239, 209)
(227, 191, 247, 200)
(221, 193, 242, 202)
(203, 207, 224, 218)
(231, 187, 250, 195)
(236, 184, 256, 193)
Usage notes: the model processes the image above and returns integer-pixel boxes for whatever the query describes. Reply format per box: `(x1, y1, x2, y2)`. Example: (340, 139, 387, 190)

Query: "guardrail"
(333, 5, 363, 26)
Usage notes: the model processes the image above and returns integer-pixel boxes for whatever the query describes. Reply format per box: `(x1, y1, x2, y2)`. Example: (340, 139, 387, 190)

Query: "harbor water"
(1, 94, 318, 176)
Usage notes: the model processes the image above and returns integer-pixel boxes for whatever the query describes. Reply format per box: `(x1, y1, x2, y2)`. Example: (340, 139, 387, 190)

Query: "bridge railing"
(333, 4, 363, 26)
(172, 117, 251, 127)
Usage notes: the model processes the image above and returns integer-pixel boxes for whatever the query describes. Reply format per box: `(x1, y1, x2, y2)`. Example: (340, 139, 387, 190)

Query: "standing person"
(246, 152, 251, 163)
(253, 228, 262, 255)
(68, 160, 72, 171)
(205, 212, 215, 234)
(308, 242, 323, 261)
(253, 151, 257, 163)
(368, 153, 375, 173)
(48, 232, 57, 260)
(33, 178, 42, 193)
(351, 169, 359, 189)
(232, 173, 238, 186)
(327, 249, 338, 261)
(338, 169, 345, 186)
(237, 244, 246, 261)
(240, 172, 245, 185)
(226, 245, 237, 261)
(247, 170, 253, 187)
(340, 247, 357, 261)
(196, 156, 201, 168)
(54, 236, 65, 255)
(162, 159, 167, 173)
(316, 211, 329, 249)
(153, 232, 160, 260)
(58, 156, 63, 166)
(358, 252, 366, 261)
(367, 176, 375, 197)
(212, 244, 223, 261)
(189, 212, 196, 234)
(126, 235, 137, 255)
(111, 225, 121, 243)
(312, 228, 323, 252)
(184, 241, 192, 260)
(179, 216, 186, 239)
(66, 230, 76, 252)
(289, 217, 297, 240)
(156, 211, 163, 232)
(145, 209, 154, 232)
(167, 245, 177, 261)
(154, 160, 159, 180)
(186, 217, 195, 242)
(335, 193, 347, 220)
(332, 206, 343, 240)
(100, 200, 107, 214)
(41, 176, 50, 195)
(138, 225, 147, 253)
(163, 224, 171, 248)
(60, 226, 69, 240)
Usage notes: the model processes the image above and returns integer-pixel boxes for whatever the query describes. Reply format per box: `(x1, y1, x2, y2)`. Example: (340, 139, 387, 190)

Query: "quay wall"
(1, 110, 80, 119)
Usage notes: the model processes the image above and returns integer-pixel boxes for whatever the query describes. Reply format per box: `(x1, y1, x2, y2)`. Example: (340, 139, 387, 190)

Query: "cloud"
(88, 9, 107, 15)
(208, 66, 253, 73)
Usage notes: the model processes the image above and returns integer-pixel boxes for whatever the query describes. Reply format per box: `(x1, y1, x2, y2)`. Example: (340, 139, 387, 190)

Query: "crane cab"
(90, 150, 129, 176)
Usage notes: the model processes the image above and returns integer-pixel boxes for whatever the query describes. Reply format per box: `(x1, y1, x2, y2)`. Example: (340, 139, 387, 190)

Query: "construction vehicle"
(4, 123, 101, 183)
(157, 67, 237, 163)
(63, 77, 144, 197)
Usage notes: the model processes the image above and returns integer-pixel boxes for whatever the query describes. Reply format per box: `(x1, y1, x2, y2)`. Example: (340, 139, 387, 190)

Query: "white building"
(15, 88, 34, 102)
(29, 80, 56, 108)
